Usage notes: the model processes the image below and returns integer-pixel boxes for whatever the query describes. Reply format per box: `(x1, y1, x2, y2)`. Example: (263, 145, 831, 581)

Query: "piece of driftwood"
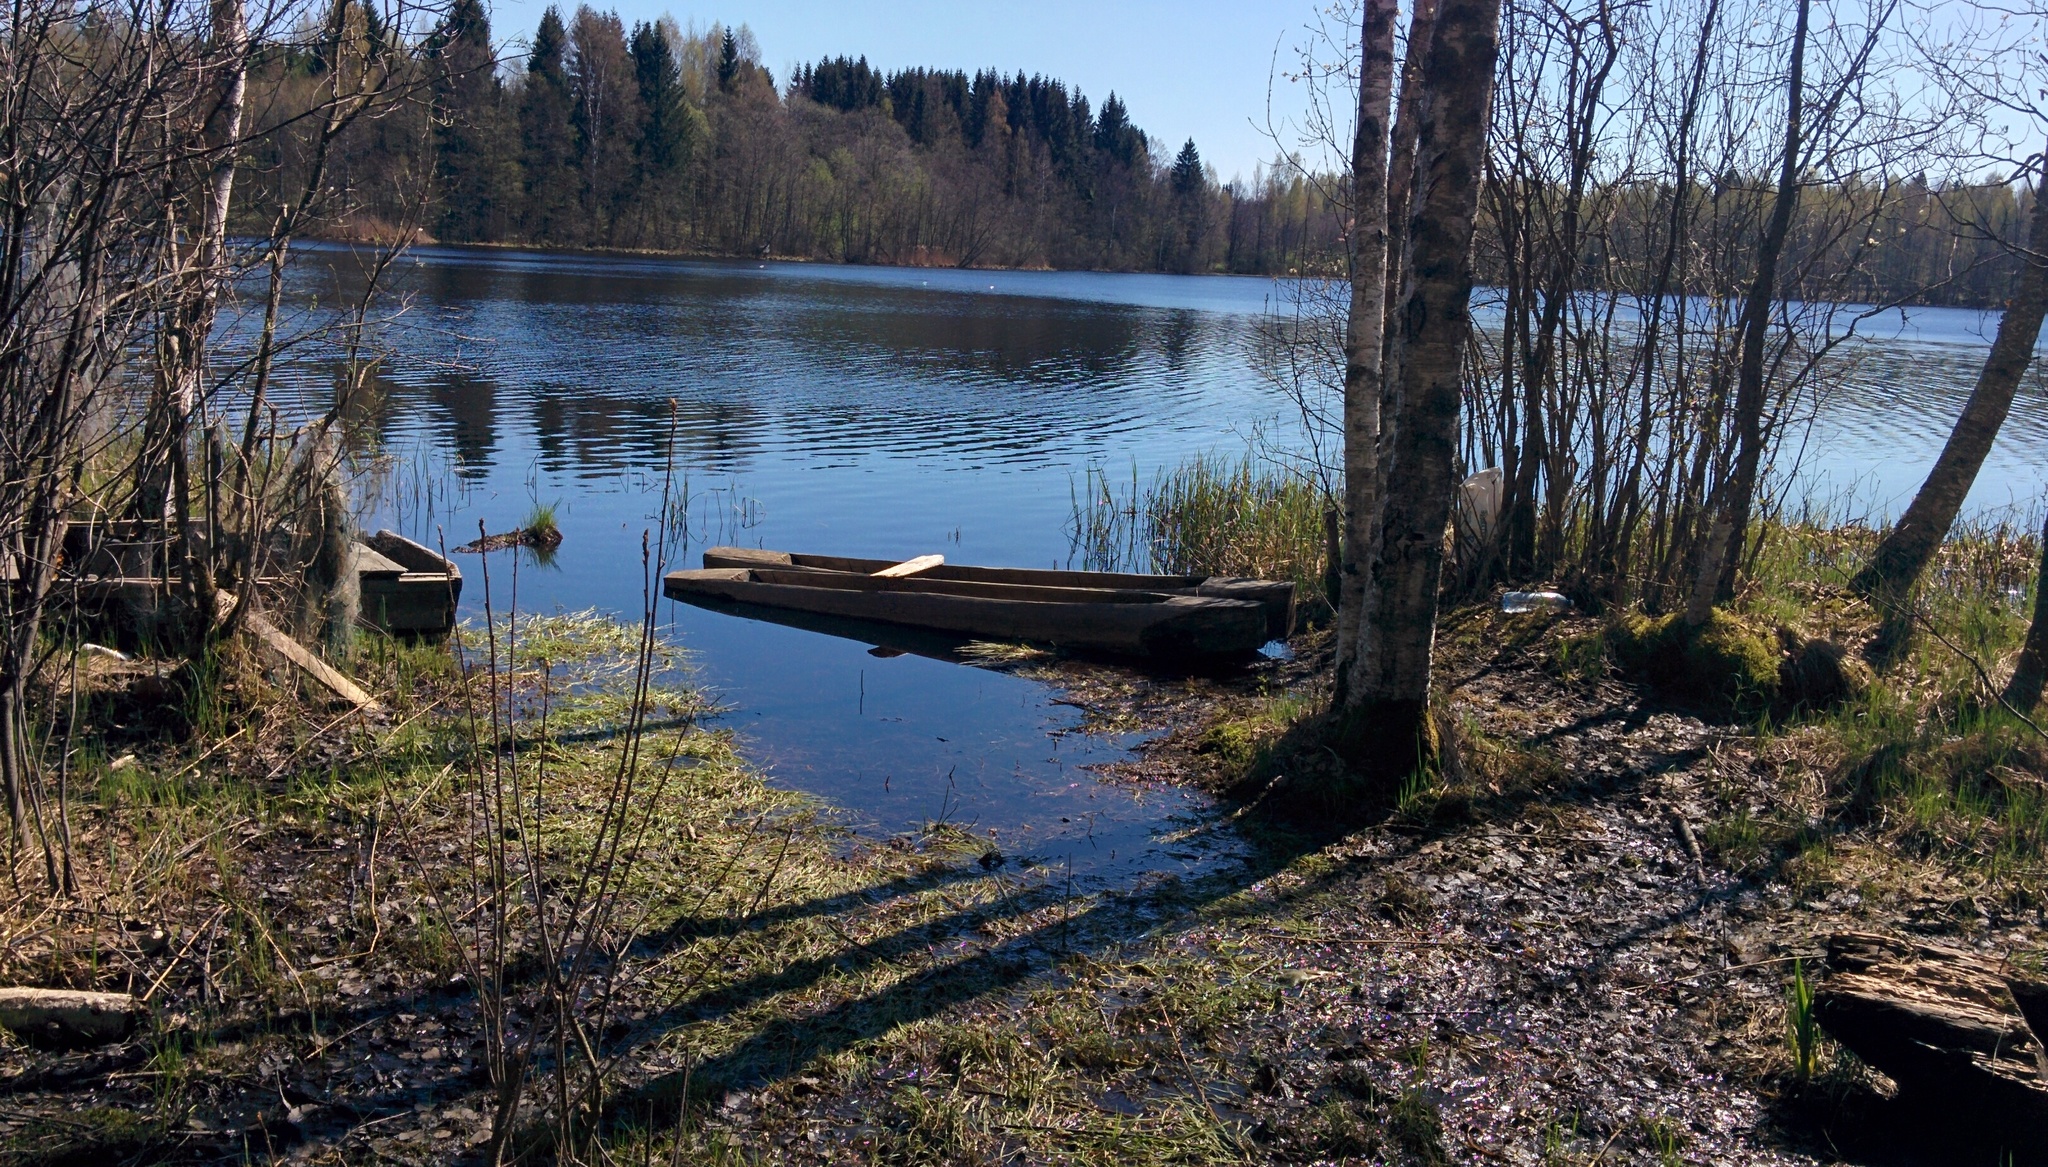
(453, 526, 562, 554)
(1813, 931, 2048, 1143)
(0, 987, 145, 1047)
(216, 591, 381, 711)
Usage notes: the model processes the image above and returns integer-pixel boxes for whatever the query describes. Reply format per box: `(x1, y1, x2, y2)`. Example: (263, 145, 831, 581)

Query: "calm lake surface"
(254, 244, 2048, 882)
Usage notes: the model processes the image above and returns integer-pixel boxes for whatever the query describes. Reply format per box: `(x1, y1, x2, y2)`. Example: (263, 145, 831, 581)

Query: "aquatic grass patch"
(523, 499, 561, 542)
(1070, 455, 1331, 624)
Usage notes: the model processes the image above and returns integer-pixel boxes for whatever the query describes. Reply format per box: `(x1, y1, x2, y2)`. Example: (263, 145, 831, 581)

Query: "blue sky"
(481, 0, 1329, 183)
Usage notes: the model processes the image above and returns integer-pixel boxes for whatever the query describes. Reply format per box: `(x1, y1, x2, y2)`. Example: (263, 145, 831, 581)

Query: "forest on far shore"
(242, 0, 2031, 305)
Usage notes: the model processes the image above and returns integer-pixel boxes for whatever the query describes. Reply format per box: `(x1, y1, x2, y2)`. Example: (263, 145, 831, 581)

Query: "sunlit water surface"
(246, 244, 2048, 883)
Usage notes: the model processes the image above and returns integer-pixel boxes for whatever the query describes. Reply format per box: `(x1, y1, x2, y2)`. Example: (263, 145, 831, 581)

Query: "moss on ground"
(1606, 608, 1786, 714)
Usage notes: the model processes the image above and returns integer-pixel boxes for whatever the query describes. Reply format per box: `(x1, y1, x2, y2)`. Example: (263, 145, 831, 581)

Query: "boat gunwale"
(736, 567, 1199, 606)
(702, 546, 1210, 590)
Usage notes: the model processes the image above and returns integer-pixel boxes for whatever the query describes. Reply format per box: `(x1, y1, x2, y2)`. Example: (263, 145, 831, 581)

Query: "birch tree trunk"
(1376, 0, 1440, 502)
(2004, 503, 2048, 712)
(1335, 0, 1504, 782)
(1334, 0, 1401, 704)
(1853, 157, 2048, 611)
(1684, 0, 1808, 627)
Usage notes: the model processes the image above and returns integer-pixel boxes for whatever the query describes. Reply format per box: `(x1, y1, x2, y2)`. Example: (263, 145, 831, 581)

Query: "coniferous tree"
(628, 18, 700, 246)
(716, 26, 739, 93)
(426, 0, 514, 241)
(520, 6, 578, 240)
(1170, 138, 1207, 269)
(1094, 93, 1143, 167)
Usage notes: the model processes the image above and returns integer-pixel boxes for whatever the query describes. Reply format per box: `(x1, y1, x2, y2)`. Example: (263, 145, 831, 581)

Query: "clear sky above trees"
(475, 0, 1319, 182)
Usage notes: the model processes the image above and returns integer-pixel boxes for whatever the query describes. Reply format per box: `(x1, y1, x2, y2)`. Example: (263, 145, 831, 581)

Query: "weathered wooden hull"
(357, 530, 461, 638)
(664, 566, 1270, 659)
(701, 546, 1295, 641)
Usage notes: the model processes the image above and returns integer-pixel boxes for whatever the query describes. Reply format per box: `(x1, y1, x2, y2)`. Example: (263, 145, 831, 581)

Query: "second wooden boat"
(356, 531, 462, 639)
(700, 546, 1295, 641)
(664, 560, 1273, 659)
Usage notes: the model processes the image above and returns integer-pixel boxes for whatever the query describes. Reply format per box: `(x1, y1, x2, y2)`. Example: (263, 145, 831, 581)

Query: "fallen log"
(0, 987, 145, 1047)
(453, 526, 562, 554)
(1813, 931, 2048, 1150)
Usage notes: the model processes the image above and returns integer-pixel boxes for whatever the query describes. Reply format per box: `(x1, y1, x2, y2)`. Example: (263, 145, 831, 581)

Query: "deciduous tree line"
(1313, 0, 2048, 791)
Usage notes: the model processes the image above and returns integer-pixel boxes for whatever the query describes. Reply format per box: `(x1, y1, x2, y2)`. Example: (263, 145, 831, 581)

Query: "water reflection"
(224, 242, 2048, 884)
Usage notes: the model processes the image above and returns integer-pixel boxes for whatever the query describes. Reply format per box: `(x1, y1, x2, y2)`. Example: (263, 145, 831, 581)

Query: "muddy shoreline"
(2, 606, 2042, 1165)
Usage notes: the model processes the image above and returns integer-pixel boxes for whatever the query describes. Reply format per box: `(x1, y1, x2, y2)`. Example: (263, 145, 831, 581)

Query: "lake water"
(251, 244, 2048, 881)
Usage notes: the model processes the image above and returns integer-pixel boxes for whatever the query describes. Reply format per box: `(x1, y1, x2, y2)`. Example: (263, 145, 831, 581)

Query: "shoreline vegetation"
(236, 4, 2030, 304)
(5, 458, 2045, 1163)
(10, 0, 2048, 1162)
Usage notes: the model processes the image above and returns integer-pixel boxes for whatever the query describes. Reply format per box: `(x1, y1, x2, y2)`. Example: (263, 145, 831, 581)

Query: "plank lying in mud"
(217, 592, 382, 711)
(1814, 930, 2048, 1143)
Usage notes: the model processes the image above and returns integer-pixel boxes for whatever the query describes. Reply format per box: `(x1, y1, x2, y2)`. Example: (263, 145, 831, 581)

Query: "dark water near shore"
(248, 244, 2048, 882)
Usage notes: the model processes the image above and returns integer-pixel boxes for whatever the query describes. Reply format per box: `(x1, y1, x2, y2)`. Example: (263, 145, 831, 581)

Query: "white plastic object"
(1501, 590, 1572, 614)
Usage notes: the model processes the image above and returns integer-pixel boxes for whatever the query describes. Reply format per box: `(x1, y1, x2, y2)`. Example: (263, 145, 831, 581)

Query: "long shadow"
(633, 865, 995, 949)
(197, 828, 1323, 1162)
(603, 822, 1332, 1117)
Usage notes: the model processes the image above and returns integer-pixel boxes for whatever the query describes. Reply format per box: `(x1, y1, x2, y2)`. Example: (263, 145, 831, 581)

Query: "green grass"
(1071, 455, 1331, 623)
(1786, 957, 1821, 1082)
(523, 499, 560, 540)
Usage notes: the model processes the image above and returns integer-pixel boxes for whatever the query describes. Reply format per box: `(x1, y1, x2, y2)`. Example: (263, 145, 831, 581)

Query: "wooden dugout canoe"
(699, 546, 1295, 642)
(665, 557, 1277, 660)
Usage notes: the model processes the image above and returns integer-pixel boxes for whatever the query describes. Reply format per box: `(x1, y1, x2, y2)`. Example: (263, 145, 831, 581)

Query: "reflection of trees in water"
(786, 290, 1156, 384)
(424, 371, 501, 479)
(529, 394, 762, 477)
(284, 249, 1268, 476)
(1159, 309, 1200, 373)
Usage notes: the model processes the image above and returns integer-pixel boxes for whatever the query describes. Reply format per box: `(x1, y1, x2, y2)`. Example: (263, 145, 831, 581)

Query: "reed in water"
(1070, 455, 1331, 621)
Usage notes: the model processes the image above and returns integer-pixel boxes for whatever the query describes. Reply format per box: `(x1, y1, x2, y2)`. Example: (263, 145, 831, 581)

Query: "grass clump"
(1071, 455, 1331, 624)
(1786, 957, 1822, 1082)
(522, 498, 560, 540)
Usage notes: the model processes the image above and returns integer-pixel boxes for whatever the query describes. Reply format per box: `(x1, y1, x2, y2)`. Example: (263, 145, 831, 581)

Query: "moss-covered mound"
(1602, 608, 1867, 718)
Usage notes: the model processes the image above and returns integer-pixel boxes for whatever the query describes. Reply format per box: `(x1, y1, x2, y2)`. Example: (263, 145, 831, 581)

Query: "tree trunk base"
(1328, 697, 1437, 792)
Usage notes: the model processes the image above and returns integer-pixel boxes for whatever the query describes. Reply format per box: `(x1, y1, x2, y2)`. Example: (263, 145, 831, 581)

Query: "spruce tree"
(1171, 139, 1202, 198)
(717, 27, 739, 93)
(520, 6, 578, 240)
(632, 21, 691, 176)
(425, 0, 512, 240)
